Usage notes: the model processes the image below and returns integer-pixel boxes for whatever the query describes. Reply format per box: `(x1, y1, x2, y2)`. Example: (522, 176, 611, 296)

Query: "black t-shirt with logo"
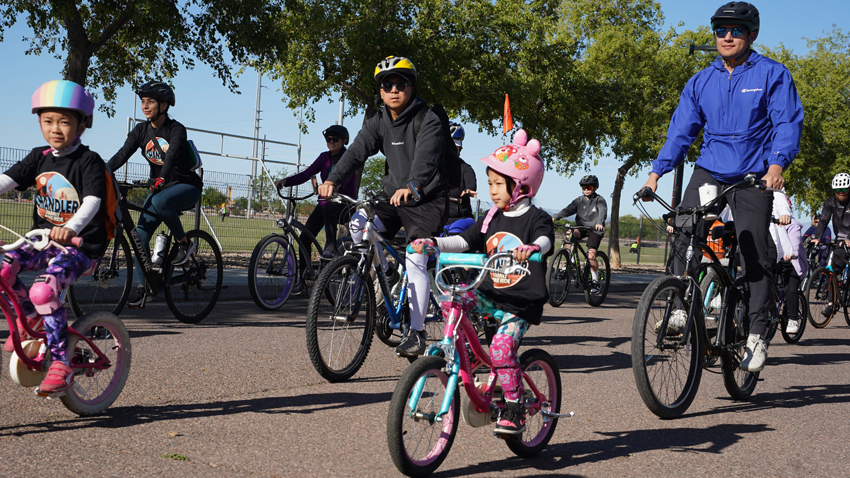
(106, 118, 203, 191)
(458, 206, 555, 325)
(5, 146, 108, 259)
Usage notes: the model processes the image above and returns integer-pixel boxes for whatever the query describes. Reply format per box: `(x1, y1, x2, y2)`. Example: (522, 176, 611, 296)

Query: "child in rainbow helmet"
(411, 129, 554, 435)
(1, 80, 109, 396)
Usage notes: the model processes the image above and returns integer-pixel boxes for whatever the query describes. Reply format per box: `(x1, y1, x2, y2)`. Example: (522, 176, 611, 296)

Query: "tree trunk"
(609, 155, 638, 269)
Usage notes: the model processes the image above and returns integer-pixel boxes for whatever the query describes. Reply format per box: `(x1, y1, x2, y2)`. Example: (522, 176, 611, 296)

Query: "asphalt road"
(3, 291, 850, 477)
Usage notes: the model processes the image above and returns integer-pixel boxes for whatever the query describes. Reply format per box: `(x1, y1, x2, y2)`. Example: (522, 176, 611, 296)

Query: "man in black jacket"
(319, 56, 449, 357)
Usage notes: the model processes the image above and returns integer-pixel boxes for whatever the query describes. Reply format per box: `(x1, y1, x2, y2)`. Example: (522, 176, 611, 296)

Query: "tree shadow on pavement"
(0, 390, 392, 438)
(433, 423, 771, 477)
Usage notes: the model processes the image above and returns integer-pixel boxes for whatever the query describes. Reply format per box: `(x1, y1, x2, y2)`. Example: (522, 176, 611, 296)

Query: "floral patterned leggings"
(472, 291, 530, 402)
(2, 247, 93, 362)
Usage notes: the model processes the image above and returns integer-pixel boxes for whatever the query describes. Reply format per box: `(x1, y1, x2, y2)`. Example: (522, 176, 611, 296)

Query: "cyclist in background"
(810, 173, 850, 317)
(275, 125, 358, 293)
(107, 81, 203, 307)
(769, 189, 806, 334)
(552, 175, 607, 294)
(444, 122, 477, 235)
(639, 2, 803, 372)
(0, 80, 108, 395)
(319, 56, 449, 357)
(804, 214, 831, 268)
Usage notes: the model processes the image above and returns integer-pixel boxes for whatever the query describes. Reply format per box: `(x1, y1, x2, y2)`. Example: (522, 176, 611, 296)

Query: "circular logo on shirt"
(144, 138, 169, 166)
(486, 232, 529, 289)
(35, 172, 81, 226)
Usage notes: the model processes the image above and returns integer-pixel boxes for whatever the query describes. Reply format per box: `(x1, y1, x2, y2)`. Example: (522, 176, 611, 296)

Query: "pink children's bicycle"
(3, 228, 131, 415)
(386, 246, 573, 477)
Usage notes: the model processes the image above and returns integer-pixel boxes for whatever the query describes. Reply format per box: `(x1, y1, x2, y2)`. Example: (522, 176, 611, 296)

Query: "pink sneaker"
(4, 315, 44, 353)
(37, 361, 74, 396)
(495, 401, 526, 435)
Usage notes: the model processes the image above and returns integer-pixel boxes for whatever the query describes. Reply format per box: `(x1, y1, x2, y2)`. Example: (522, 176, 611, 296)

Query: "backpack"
(376, 103, 462, 192)
(102, 167, 122, 240)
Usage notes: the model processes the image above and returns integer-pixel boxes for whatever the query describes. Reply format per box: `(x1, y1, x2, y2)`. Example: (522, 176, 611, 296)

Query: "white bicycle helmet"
(832, 173, 850, 189)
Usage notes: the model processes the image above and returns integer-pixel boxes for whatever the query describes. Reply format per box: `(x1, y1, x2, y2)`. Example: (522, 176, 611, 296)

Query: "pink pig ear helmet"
(480, 129, 545, 208)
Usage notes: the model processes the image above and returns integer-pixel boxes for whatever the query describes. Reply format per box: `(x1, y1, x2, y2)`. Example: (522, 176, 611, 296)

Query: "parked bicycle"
(805, 241, 847, 328)
(67, 180, 223, 323)
(630, 175, 787, 418)
(4, 228, 131, 415)
(248, 180, 352, 310)
(386, 246, 571, 477)
(546, 224, 610, 307)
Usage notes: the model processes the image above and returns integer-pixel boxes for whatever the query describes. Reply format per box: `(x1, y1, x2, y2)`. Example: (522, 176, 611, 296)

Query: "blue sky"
(0, 0, 846, 218)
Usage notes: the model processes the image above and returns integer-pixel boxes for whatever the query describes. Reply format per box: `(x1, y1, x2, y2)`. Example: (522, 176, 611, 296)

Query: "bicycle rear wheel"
(248, 233, 296, 310)
(806, 267, 837, 328)
(721, 289, 758, 400)
(546, 248, 571, 307)
(305, 255, 376, 382)
(387, 355, 459, 477)
(631, 275, 703, 419)
(61, 311, 132, 416)
(584, 250, 610, 307)
(506, 349, 561, 458)
(68, 234, 133, 318)
(163, 230, 224, 324)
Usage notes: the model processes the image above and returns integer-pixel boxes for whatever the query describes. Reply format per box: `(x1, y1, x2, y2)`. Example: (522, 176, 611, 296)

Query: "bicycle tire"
(505, 349, 561, 458)
(61, 311, 132, 416)
(631, 275, 703, 419)
(781, 293, 807, 344)
(806, 267, 837, 328)
(721, 289, 758, 400)
(248, 233, 296, 310)
(546, 248, 571, 307)
(163, 230, 224, 324)
(387, 355, 459, 477)
(305, 255, 376, 382)
(68, 234, 133, 318)
(843, 284, 850, 328)
(584, 250, 610, 307)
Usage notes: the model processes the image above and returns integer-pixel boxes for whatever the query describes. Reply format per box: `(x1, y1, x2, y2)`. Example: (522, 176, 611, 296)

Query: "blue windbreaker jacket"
(652, 50, 804, 183)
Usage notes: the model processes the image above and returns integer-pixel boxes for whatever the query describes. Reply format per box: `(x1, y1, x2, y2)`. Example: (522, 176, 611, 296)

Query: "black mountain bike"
(68, 180, 223, 323)
(546, 224, 610, 307)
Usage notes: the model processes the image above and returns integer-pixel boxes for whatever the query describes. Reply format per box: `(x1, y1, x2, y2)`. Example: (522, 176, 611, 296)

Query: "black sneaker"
(385, 265, 401, 288)
(395, 329, 427, 357)
(128, 286, 147, 308)
(172, 240, 197, 266)
(495, 401, 527, 435)
(590, 280, 601, 295)
(822, 304, 834, 318)
(291, 281, 305, 296)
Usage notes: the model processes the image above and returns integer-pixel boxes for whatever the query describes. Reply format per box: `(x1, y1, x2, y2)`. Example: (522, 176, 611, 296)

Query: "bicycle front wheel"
(61, 311, 132, 416)
(305, 255, 376, 382)
(163, 230, 224, 324)
(506, 349, 561, 458)
(248, 233, 296, 310)
(546, 248, 571, 307)
(68, 234, 133, 318)
(721, 289, 758, 400)
(584, 250, 610, 307)
(631, 275, 703, 419)
(806, 267, 837, 328)
(387, 355, 459, 477)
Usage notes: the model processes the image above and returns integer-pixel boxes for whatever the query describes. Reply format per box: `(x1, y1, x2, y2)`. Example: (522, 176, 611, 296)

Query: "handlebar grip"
(70, 236, 84, 248)
(528, 252, 544, 263)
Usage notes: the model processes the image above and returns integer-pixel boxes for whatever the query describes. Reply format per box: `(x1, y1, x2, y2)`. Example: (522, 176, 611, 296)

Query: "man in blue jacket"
(640, 2, 804, 372)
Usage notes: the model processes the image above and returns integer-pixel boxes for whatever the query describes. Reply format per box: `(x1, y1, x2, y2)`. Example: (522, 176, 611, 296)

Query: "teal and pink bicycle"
(386, 245, 572, 477)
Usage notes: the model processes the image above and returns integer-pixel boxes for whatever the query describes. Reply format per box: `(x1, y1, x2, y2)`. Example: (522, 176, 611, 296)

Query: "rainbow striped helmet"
(31, 80, 95, 128)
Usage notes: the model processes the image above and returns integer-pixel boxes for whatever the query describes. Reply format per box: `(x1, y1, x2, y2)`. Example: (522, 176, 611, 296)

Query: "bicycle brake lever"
(502, 265, 530, 276)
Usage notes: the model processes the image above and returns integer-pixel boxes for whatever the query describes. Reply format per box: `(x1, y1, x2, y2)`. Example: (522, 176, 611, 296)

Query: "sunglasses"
(381, 82, 411, 93)
(836, 188, 849, 193)
(714, 26, 746, 39)
(582, 185, 595, 190)
(326, 136, 340, 143)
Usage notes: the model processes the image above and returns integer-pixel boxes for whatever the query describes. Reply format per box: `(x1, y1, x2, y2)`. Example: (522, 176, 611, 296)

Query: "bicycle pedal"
(34, 388, 66, 399)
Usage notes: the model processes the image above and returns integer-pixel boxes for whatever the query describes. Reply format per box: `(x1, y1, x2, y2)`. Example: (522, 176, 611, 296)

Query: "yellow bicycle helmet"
(374, 56, 417, 84)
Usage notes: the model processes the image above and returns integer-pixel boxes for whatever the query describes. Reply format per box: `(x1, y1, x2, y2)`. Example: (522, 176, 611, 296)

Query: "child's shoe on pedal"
(786, 319, 800, 334)
(740, 333, 768, 372)
(495, 400, 526, 435)
(4, 315, 44, 353)
(36, 361, 74, 396)
(395, 329, 426, 357)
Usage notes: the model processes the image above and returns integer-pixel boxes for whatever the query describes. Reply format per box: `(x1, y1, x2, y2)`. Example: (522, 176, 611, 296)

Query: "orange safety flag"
(503, 94, 513, 134)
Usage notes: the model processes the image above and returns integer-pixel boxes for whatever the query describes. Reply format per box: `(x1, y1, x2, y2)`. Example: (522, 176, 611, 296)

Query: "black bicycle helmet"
(136, 81, 176, 106)
(322, 124, 349, 144)
(711, 2, 760, 32)
(579, 174, 599, 189)
(374, 56, 417, 85)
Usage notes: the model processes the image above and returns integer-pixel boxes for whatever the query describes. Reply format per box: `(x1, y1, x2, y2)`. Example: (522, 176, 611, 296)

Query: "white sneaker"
(710, 295, 722, 309)
(740, 333, 768, 372)
(654, 309, 688, 334)
(786, 319, 800, 334)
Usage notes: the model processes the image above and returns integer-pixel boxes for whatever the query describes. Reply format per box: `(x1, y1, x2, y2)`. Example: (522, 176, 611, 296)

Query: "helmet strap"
(723, 47, 752, 69)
